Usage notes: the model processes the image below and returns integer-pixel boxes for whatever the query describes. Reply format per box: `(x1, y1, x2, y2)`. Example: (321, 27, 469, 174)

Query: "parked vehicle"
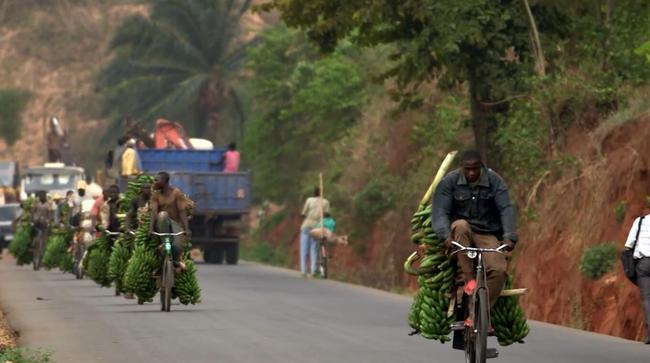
(20, 163, 86, 200)
(0, 203, 21, 250)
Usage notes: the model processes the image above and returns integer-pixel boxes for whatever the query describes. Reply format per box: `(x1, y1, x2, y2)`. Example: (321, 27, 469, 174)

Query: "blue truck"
(138, 149, 251, 264)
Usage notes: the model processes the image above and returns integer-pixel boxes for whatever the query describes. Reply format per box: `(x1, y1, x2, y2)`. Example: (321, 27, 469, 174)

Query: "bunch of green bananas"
(123, 208, 160, 304)
(405, 203, 457, 343)
(87, 232, 112, 287)
(42, 233, 68, 270)
(108, 239, 132, 293)
(175, 257, 201, 305)
(491, 276, 530, 346)
(59, 252, 73, 273)
(9, 222, 33, 266)
(121, 175, 154, 214)
(123, 244, 159, 304)
(9, 199, 35, 265)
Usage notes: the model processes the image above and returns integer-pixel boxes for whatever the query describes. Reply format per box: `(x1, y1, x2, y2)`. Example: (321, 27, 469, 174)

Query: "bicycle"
(450, 241, 507, 363)
(72, 230, 88, 279)
(151, 231, 185, 312)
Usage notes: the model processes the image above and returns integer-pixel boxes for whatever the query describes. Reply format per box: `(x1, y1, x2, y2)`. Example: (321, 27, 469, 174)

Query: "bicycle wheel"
(319, 242, 328, 279)
(474, 287, 489, 363)
(164, 258, 174, 312)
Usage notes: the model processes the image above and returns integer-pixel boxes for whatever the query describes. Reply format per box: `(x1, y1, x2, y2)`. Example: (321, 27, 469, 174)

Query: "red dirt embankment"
(515, 117, 650, 340)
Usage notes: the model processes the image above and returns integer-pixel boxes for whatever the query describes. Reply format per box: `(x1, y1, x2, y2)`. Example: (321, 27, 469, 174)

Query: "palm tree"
(99, 0, 253, 138)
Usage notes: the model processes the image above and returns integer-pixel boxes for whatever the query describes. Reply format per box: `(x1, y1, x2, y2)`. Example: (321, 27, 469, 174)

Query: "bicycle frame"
(450, 241, 506, 363)
(151, 231, 185, 312)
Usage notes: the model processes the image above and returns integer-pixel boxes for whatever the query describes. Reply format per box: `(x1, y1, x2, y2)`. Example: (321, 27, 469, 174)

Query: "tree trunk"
(469, 78, 491, 167)
(523, 0, 546, 76)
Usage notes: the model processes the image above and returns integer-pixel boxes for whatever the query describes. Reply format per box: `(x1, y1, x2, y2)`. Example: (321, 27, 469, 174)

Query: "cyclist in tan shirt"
(150, 172, 190, 271)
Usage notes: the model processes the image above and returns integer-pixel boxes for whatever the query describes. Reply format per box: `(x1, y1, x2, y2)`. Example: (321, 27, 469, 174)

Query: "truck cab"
(20, 163, 86, 200)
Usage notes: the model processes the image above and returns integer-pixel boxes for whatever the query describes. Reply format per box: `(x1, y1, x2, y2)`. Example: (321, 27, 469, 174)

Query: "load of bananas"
(42, 231, 70, 271)
(8, 198, 34, 265)
(87, 232, 112, 287)
(405, 202, 457, 343)
(491, 276, 529, 346)
(108, 175, 153, 293)
(123, 210, 160, 304)
(175, 256, 201, 305)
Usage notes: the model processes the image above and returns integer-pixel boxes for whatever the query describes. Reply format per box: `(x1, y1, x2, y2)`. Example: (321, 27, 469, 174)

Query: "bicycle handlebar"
(450, 241, 507, 256)
(151, 231, 186, 237)
(104, 230, 122, 236)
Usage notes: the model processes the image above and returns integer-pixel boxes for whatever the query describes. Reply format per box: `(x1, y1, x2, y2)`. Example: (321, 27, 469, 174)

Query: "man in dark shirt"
(432, 150, 517, 311)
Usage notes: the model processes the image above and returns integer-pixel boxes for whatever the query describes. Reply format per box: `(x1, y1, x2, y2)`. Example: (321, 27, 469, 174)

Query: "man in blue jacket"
(432, 150, 517, 313)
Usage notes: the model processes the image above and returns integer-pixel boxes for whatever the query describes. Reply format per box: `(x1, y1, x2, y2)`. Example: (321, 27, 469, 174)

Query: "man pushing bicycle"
(431, 150, 517, 322)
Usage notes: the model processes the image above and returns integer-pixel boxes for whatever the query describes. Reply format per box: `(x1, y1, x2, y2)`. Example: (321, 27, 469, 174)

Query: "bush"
(0, 89, 29, 146)
(0, 348, 52, 363)
(579, 242, 618, 280)
(352, 178, 396, 227)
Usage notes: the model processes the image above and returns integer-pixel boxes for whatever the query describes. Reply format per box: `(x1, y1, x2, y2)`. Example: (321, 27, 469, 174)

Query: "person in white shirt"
(624, 202, 650, 344)
(300, 187, 329, 278)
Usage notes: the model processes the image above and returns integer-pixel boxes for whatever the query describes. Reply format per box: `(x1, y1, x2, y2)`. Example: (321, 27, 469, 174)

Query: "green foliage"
(614, 201, 627, 223)
(240, 239, 288, 267)
(0, 348, 52, 363)
(242, 25, 367, 203)
(495, 99, 548, 185)
(98, 0, 253, 137)
(0, 89, 29, 146)
(579, 242, 618, 280)
(352, 177, 396, 227)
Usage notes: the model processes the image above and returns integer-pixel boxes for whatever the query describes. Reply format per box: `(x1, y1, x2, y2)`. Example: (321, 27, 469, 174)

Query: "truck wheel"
(225, 243, 239, 265)
(203, 247, 224, 264)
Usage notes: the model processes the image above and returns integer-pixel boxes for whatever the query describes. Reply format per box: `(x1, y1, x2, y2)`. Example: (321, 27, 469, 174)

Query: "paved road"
(0, 258, 648, 363)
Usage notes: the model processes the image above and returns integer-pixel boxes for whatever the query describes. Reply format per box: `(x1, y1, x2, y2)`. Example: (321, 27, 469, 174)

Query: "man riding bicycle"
(149, 172, 190, 272)
(431, 150, 517, 321)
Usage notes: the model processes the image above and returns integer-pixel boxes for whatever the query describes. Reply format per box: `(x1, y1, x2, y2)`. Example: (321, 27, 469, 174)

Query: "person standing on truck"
(224, 143, 240, 173)
(150, 172, 190, 272)
(300, 187, 329, 278)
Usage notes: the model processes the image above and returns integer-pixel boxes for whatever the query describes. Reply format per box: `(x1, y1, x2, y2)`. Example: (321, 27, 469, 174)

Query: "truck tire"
(203, 247, 224, 264)
(225, 243, 239, 265)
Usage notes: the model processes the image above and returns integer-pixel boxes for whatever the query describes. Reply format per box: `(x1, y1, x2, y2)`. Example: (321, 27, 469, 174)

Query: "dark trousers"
(636, 257, 650, 337)
(155, 211, 185, 263)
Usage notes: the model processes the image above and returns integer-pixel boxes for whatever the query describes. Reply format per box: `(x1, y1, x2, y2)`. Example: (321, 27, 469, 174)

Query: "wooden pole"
(319, 173, 324, 227)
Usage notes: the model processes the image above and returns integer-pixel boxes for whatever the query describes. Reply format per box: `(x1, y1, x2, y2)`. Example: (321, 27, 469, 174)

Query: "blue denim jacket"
(431, 168, 518, 243)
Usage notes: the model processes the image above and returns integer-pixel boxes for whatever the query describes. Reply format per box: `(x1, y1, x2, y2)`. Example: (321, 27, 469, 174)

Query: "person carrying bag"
(623, 202, 650, 344)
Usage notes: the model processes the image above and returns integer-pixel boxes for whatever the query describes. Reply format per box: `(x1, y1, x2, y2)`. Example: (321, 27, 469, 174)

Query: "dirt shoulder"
(0, 308, 17, 351)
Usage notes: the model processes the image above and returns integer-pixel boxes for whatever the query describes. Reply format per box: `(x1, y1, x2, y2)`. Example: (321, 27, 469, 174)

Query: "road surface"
(0, 258, 648, 362)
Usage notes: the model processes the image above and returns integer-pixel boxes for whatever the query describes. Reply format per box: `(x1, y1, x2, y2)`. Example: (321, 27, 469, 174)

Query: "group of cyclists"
(25, 172, 190, 276)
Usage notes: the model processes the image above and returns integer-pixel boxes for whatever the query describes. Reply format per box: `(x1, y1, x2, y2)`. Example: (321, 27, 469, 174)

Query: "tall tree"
(99, 0, 253, 138)
(260, 0, 567, 165)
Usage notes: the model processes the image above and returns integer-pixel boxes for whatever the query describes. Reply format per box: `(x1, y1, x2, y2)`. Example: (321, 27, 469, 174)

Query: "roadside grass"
(0, 348, 52, 363)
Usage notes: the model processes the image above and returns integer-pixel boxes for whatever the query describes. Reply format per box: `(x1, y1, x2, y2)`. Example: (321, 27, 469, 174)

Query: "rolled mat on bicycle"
(403, 152, 529, 346)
